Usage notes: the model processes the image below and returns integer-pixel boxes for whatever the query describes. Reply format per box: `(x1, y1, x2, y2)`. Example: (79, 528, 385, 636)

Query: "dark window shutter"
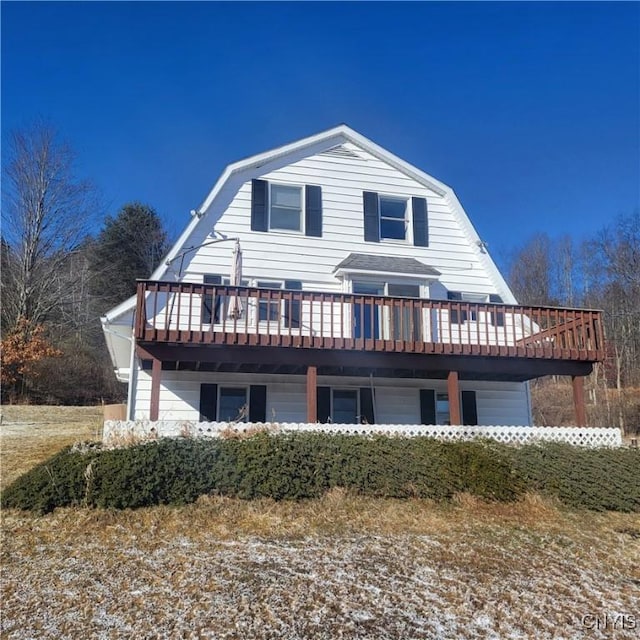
(202, 275, 222, 324)
(284, 280, 302, 328)
(412, 197, 429, 247)
(199, 383, 218, 421)
(305, 185, 322, 237)
(461, 390, 478, 426)
(359, 388, 375, 424)
(317, 386, 331, 423)
(249, 385, 267, 422)
(251, 179, 269, 232)
(420, 389, 436, 425)
(363, 191, 380, 242)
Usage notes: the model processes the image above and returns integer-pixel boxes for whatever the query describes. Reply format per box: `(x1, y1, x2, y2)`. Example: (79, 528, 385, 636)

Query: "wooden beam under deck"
(447, 371, 461, 425)
(307, 365, 317, 423)
(150, 358, 161, 421)
(136, 344, 594, 382)
(572, 375, 587, 427)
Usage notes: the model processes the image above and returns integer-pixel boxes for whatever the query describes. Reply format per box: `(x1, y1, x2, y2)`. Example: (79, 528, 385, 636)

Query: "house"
(101, 125, 604, 429)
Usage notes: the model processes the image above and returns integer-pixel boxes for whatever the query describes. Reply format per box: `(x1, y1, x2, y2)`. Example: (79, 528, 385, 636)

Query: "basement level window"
(219, 387, 248, 422)
(332, 389, 358, 424)
(436, 393, 450, 425)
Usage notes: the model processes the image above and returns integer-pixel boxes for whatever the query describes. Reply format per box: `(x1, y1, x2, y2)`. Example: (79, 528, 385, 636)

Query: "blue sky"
(2, 1, 639, 268)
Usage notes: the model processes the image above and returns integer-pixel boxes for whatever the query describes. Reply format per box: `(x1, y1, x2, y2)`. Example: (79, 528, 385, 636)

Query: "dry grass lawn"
(1, 404, 102, 490)
(1, 406, 639, 639)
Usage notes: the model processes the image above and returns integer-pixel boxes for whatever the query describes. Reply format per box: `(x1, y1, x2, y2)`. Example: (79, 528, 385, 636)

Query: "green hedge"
(2, 434, 638, 513)
(509, 442, 640, 512)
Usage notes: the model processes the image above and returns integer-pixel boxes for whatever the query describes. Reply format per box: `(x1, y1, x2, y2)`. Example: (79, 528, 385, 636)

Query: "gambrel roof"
(104, 124, 516, 325)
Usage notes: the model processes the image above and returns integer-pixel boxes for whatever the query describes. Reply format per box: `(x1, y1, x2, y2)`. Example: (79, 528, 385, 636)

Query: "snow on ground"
(1, 408, 638, 639)
(2, 514, 639, 639)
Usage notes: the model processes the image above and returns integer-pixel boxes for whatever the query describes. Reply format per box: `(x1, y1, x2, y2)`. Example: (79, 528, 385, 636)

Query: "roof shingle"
(334, 253, 440, 276)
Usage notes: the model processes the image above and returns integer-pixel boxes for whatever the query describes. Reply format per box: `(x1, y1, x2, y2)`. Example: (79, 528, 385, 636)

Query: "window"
(252, 180, 322, 236)
(436, 392, 450, 425)
(447, 291, 478, 324)
(332, 389, 359, 424)
(257, 280, 282, 322)
(353, 280, 423, 340)
(388, 283, 421, 341)
(202, 275, 222, 324)
(221, 276, 249, 319)
(270, 184, 302, 232)
(363, 192, 428, 246)
(200, 384, 266, 422)
(218, 387, 248, 422)
(353, 282, 384, 340)
(489, 294, 505, 327)
(255, 280, 303, 327)
(202, 275, 250, 324)
(379, 196, 408, 241)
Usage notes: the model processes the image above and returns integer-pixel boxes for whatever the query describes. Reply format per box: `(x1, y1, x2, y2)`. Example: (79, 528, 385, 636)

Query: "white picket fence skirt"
(103, 421, 623, 448)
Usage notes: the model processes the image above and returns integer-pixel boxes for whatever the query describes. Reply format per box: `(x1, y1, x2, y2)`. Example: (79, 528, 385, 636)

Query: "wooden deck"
(134, 281, 606, 425)
(135, 280, 605, 365)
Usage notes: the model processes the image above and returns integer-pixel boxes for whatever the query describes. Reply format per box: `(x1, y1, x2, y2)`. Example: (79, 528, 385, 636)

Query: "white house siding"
(132, 369, 530, 427)
(165, 143, 502, 298)
(109, 133, 533, 427)
(136, 141, 524, 358)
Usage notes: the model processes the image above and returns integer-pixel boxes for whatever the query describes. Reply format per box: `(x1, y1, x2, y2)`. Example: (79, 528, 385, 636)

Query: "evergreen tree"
(89, 202, 169, 311)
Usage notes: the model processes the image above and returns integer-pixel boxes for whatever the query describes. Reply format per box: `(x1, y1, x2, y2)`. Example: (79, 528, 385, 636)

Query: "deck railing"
(134, 281, 605, 362)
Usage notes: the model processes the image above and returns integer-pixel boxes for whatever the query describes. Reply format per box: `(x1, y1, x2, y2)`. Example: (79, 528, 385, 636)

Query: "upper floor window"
(251, 179, 322, 237)
(363, 191, 428, 246)
(270, 184, 303, 232)
(379, 197, 408, 241)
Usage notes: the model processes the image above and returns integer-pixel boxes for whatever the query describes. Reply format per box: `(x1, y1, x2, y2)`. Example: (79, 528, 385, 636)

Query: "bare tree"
(1, 123, 98, 329)
(507, 233, 557, 306)
(591, 212, 640, 390)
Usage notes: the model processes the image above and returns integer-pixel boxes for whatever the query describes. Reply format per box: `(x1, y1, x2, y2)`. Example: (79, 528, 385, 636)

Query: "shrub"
(509, 443, 640, 512)
(1, 445, 101, 514)
(2, 433, 638, 513)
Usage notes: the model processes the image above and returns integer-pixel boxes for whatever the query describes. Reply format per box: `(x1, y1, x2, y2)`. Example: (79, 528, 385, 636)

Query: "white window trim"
(349, 276, 427, 299)
(379, 195, 410, 244)
(255, 279, 283, 323)
(349, 278, 426, 342)
(268, 182, 304, 234)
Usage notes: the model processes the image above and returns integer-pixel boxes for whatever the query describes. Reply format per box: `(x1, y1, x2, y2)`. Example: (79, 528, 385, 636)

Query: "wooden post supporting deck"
(572, 375, 587, 427)
(306, 365, 317, 423)
(447, 370, 461, 425)
(150, 358, 161, 421)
